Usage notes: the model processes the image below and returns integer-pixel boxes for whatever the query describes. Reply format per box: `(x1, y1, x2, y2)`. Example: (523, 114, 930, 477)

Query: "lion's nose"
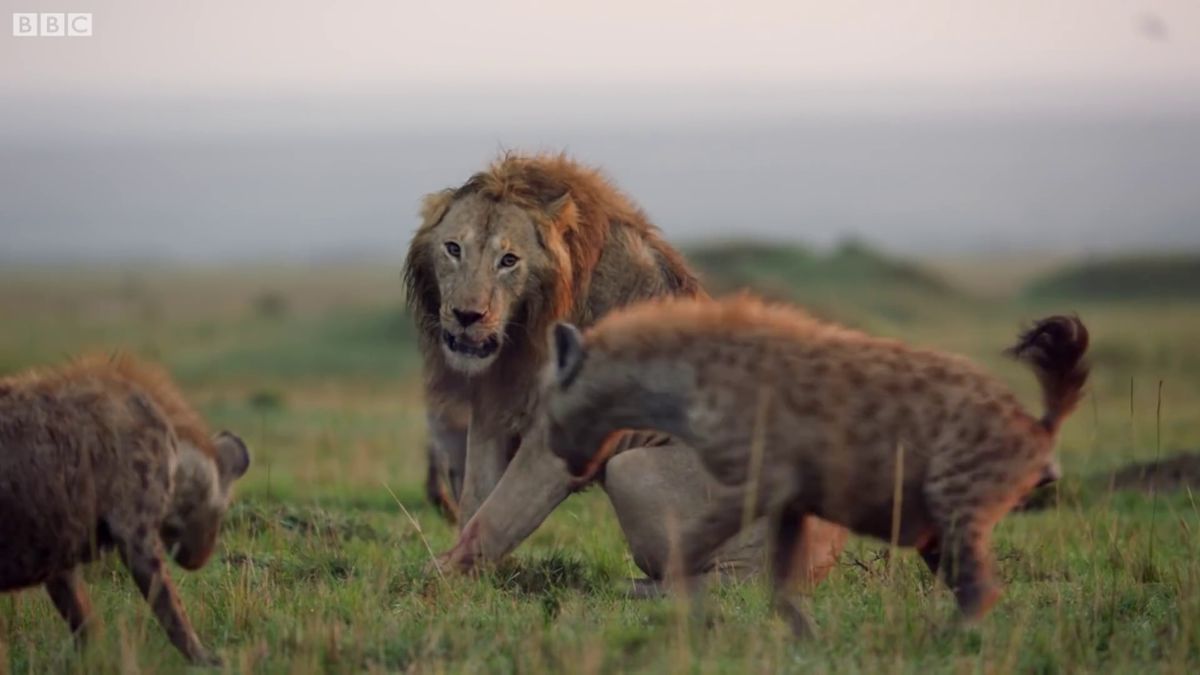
(452, 308, 485, 327)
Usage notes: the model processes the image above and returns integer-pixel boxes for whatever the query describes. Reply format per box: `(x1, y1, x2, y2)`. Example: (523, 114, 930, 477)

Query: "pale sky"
(3, 0, 1199, 260)
(4, 0, 1198, 96)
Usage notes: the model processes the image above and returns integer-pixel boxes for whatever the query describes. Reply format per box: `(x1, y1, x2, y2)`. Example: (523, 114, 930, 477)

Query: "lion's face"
(426, 194, 553, 374)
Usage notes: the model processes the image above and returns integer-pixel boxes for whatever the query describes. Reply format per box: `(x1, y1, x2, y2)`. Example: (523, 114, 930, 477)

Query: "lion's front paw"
(426, 544, 475, 577)
(187, 647, 223, 668)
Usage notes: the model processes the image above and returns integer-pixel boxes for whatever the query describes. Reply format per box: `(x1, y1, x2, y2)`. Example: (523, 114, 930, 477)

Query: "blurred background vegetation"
(3, 242, 1198, 480)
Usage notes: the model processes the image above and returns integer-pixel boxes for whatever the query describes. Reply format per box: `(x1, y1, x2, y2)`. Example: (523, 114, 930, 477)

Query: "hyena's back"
(688, 336, 1050, 545)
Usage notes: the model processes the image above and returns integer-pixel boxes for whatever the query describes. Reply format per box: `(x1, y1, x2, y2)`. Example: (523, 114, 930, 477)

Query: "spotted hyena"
(0, 354, 250, 665)
(541, 295, 1087, 634)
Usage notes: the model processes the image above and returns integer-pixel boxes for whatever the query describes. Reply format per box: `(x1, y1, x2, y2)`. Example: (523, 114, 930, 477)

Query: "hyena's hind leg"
(44, 568, 94, 643)
(768, 499, 816, 638)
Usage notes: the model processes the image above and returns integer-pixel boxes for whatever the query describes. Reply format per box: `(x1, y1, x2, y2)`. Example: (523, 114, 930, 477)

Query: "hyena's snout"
(1035, 460, 1062, 489)
(550, 430, 592, 478)
(560, 451, 592, 478)
(548, 422, 613, 480)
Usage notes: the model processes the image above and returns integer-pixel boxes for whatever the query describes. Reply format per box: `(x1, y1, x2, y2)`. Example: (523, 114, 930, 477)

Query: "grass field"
(1, 251, 1198, 674)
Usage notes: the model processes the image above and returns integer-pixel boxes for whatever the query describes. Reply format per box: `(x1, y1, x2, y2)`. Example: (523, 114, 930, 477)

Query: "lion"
(0, 354, 250, 665)
(404, 152, 847, 584)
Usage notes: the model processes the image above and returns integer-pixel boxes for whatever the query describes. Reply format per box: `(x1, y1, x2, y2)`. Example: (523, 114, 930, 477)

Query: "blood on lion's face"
(428, 194, 554, 375)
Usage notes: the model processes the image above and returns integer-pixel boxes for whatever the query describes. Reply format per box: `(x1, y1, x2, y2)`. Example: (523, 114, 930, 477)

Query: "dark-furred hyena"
(542, 295, 1087, 634)
(0, 354, 250, 665)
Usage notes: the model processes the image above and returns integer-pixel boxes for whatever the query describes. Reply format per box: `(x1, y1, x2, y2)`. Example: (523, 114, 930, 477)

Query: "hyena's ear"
(213, 431, 251, 481)
(552, 322, 586, 389)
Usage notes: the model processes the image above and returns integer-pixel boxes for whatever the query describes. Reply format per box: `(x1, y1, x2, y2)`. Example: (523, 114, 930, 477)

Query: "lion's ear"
(545, 191, 571, 215)
(552, 322, 586, 388)
(419, 189, 456, 228)
(547, 192, 578, 234)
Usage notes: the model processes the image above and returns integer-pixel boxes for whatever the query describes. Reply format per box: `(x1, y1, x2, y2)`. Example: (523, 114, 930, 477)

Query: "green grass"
(2, 259, 1199, 673)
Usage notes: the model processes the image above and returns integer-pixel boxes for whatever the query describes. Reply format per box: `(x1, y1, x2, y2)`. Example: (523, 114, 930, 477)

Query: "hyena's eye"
(445, 241, 461, 259)
(499, 253, 520, 269)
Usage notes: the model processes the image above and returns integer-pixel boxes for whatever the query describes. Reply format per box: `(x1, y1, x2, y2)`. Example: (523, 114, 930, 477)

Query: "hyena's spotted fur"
(544, 295, 1088, 633)
(0, 354, 250, 665)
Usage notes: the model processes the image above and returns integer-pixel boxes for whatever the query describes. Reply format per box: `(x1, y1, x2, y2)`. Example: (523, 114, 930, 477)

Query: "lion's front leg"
(439, 417, 576, 571)
(424, 407, 469, 522)
(458, 416, 516, 525)
(602, 443, 766, 581)
(604, 443, 847, 589)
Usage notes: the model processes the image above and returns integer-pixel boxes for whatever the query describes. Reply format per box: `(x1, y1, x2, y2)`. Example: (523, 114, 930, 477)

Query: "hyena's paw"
(773, 596, 816, 640)
(954, 582, 1002, 624)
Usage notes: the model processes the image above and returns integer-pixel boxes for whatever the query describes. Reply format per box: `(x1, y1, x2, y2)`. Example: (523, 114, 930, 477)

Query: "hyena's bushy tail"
(1007, 315, 1090, 433)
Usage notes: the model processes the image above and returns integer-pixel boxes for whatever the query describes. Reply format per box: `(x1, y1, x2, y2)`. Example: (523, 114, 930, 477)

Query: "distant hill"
(685, 239, 958, 326)
(688, 239, 953, 297)
(1025, 254, 1200, 300)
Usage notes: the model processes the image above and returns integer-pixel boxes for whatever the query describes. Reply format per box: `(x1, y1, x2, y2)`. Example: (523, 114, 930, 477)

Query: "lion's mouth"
(442, 330, 500, 359)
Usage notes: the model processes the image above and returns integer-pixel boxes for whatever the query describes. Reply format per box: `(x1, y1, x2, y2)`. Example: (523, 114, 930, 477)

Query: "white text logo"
(12, 13, 92, 37)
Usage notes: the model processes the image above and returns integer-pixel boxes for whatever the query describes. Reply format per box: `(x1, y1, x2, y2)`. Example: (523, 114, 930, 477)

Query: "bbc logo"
(12, 13, 93, 37)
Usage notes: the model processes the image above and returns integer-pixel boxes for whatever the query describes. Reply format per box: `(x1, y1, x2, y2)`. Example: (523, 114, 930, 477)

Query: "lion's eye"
(499, 253, 520, 269)
(445, 241, 461, 259)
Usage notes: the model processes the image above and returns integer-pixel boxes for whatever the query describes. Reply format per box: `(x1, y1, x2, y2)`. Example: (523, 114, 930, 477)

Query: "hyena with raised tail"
(541, 295, 1087, 634)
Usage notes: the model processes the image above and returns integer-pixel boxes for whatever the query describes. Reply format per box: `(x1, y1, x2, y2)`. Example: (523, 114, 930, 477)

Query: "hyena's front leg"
(44, 568, 94, 643)
(917, 537, 941, 578)
(768, 499, 815, 638)
(938, 522, 1001, 622)
(117, 531, 219, 665)
(926, 460, 1006, 622)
